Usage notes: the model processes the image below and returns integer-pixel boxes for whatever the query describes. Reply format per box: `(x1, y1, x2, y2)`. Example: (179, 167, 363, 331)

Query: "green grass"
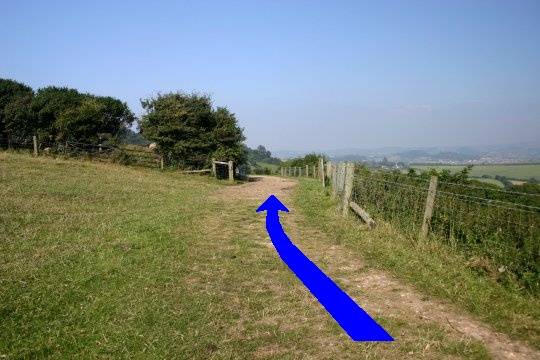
(473, 177, 505, 187)
(294, 179, 540, 349)
(1, 153, 492, 358)
(411, 164, 540, 181)
(0, 152, 223, 358)
(256, 161, 280, 171)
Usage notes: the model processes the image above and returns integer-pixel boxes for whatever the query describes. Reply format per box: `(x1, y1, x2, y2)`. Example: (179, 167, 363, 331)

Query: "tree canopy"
(0, 79, 134, 144)
(246, 145, 281, 165)
(0, 79, 34, 141)
(2, 78, 251, 172)
(139, 92, 246, 169)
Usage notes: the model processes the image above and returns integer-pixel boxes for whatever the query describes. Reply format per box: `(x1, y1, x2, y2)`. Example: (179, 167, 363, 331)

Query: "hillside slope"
(1, 153, 538, 359)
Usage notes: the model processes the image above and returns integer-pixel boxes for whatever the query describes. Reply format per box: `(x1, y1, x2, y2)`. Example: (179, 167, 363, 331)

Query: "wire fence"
(282, 161, 540, 292)
(0, 138, 162, 169)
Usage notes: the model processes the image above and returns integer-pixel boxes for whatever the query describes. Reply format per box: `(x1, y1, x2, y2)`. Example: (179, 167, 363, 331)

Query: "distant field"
(255, 161, 279, 172)
(474, 177, 505, 187)
(411, 164, 540, 181)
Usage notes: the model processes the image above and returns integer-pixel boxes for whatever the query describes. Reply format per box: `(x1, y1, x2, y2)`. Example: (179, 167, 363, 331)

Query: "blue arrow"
(257, 195, 393, 342)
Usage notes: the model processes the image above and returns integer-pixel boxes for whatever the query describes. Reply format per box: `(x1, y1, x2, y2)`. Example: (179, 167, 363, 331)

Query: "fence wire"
(0, 139, 161, 168)
(347, 167, 539, 291)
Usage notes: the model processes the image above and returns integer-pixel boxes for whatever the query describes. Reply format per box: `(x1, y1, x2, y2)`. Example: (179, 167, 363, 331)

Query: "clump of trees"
(139, 92, 246, 169)
(246, 145, 281, 165)
(0, 79, 135, 145)
(1, 79, 250, 172)
(245, 145, 282, 174)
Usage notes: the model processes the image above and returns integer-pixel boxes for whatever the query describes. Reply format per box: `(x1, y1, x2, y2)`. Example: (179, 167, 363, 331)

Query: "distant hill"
(274, 142, 540, 164)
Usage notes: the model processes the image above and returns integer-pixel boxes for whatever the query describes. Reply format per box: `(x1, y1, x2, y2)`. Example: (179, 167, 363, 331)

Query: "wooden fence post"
(211, 158, 216, 176)
(32, 136, 38, 156)
(420, 176, 438, 238)
(228, 160, 234, 181)
(160, 156, 164, 170)
(326, 161, 332, 185)
(342, 163, 354, 216)
(305, 164, 309, 177)
(331, 163, 337, 198)
(319, 158, 325, 187)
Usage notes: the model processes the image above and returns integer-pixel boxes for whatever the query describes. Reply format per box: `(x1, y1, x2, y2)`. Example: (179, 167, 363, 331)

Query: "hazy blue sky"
(2, 0, 539, 151)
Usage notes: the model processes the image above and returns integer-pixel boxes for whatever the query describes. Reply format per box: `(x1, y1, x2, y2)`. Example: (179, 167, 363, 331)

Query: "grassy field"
(1, 153, 495, 359)
(411, 164, 540, 181)
(294, 179, 540, 349)
(0, 153, 223, 358)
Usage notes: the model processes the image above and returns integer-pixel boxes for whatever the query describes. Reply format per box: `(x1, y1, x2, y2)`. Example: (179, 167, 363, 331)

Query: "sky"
(1, 0, 539, 152)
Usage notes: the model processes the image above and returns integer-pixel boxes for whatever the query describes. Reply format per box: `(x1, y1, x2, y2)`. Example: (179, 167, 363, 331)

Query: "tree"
(212, 107, 247, 166)
(0, 79, 34, 142)
(92, 95, 135, 141)
(139, 92, 246, 169)
(31, 86, 134, 144)
(31, 86, 82, 141)
(56, 96, 134, 143)
(245, 145, 281, 166)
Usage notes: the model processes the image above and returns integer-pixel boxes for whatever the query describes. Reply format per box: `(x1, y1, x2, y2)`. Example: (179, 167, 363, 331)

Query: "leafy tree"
(31, 86, 134, 144)
(56, 96, 134, 143)
(246, 145, 281, 166)
(0, 79, 34, 141)
(139, 92, 246, 169)
(4, 92, 34, 140)
(212, 107, 247, 166)
(31, 86, 82, 140)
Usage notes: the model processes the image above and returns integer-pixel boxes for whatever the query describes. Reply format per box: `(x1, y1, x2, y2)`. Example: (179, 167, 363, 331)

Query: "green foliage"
(32, 86, 134, 143)
(139, 92, 246, 170)
(212, 107, 247, 167)
(246, 145, 281, 165)
(31, 86, 83, 139)
(244, 145, 281, 174)
(295, 178, 540, 348)
(1, 80, 134, 145)
(119, 127, 150, 145)
(411, 164, 540, 182)
(282, 153, 327, 167)
(353, 166, 539, 293)
(0, 79, 34, 140)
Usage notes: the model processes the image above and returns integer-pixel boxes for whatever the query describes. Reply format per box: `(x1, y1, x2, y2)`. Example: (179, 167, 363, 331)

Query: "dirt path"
(213, 176, 539, 360)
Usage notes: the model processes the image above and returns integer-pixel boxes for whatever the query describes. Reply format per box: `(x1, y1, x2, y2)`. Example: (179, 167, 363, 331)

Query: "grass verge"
(293, 178, 540, 349)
